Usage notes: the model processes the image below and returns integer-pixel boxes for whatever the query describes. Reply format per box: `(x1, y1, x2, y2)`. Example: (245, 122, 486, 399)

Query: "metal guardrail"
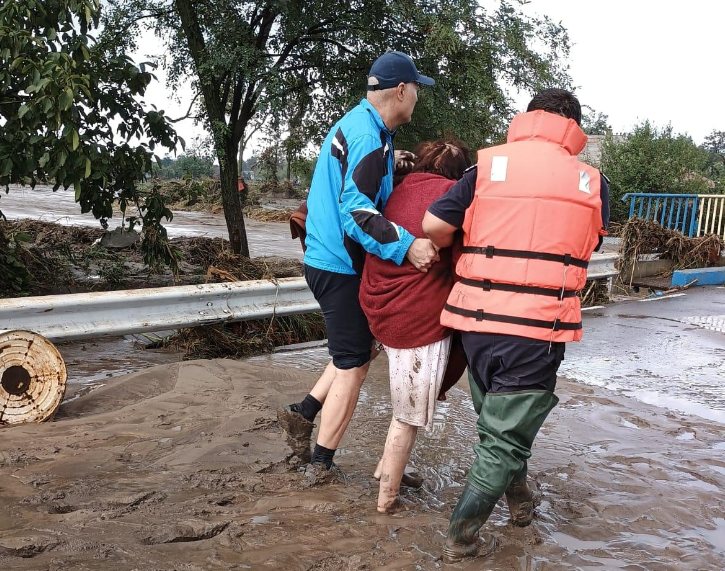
(0, 257, 618, 342)
(586, 253, 619, 280)
(621, 193, 725, 239)
(0, 278, 320, 342)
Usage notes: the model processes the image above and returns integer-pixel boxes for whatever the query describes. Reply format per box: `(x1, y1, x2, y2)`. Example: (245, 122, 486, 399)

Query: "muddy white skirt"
(382, 336, 452, 432)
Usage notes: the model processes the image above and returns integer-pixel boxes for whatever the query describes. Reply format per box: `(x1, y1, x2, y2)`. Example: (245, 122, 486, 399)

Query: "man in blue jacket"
(278, 51, 439, 473)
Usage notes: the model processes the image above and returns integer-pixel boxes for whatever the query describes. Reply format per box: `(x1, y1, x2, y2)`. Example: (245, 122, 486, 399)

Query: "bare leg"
(374, 458, 383, 480)
(311, 340, 380, 406)
(309, 360, 336, 404)
(378, 418, 418, 512)
(315, 362, 370, 450)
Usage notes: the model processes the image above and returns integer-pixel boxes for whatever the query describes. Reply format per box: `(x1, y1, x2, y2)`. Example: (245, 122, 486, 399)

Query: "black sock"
(296, 394, 322, 422)
(310, 444, 335, 468)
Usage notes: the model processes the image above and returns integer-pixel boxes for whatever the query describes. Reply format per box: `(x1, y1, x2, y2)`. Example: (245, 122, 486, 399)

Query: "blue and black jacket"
(303, 99, 415, 275)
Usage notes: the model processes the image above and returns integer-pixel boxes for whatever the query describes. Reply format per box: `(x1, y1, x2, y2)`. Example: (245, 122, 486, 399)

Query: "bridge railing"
(697, 194, 725, 240)
(621, 193, 725, 239)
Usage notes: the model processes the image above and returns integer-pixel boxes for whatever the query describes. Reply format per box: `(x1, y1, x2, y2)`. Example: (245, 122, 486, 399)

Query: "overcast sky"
(136, 0, 724, 156)
(520, 0, 723, 143)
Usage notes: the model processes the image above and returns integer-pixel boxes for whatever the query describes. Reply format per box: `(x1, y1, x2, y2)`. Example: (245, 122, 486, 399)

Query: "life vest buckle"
(482, 280, 492, 291)
(476, 309, 484, 321)
(563, 253, 572, 266)
(485, 246, 495, 258)
(553, 318, 561, 330)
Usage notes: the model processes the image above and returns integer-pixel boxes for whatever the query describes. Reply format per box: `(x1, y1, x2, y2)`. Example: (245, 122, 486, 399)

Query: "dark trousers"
(461, 332, 564, 497)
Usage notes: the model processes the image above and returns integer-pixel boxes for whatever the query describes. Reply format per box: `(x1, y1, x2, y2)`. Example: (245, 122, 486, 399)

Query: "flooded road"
(245, 294, 725, 569)
(3, 187, 725, 568)
(1, 185, 302, 260)
(2, 290, 724, 568)
(567, 287, 725, 423)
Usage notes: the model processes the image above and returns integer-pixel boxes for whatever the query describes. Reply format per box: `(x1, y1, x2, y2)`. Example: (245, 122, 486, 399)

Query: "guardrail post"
(689, 196, 700, 237)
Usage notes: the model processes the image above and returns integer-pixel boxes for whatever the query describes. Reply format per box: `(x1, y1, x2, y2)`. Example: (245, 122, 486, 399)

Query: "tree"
(601, 122, 714, 222)
(103, 0, 572, 256)
(155, 152, 214, 179)
(0, 0, 180, 271)
(703, 130, 725, 157)
(702, 130, 725, 183)
(582, 107, 611, 136)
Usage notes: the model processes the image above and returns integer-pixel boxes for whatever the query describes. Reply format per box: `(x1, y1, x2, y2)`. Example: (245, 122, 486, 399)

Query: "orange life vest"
(441, 110, 605, 343)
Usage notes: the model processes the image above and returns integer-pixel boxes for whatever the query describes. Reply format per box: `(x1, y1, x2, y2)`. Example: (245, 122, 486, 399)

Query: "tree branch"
(168, 91, 200, 123)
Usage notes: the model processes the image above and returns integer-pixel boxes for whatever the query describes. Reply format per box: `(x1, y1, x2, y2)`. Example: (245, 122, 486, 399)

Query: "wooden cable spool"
(0, 330, 67, 426)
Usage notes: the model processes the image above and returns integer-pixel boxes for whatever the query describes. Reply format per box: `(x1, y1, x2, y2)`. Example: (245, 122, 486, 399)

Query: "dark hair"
(393, 150, 417, 187)
(411, 139, 472, 181)
(526, 89, 582, 125)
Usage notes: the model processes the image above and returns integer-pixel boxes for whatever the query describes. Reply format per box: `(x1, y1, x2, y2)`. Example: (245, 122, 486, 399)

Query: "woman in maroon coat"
(359, 140, 471, 512)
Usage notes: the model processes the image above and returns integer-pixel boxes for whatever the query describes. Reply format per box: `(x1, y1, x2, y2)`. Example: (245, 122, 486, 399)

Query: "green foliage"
(103, 0, 572, 254)
(257, 146, 281, 183)
(291, 156, 317, 188)
(0, 227, 33, 294)
(155, 153, 214, 179)
(601, 122, 715, 222)
(0, 0, 180, 271)
(582, 107, 611, 136)
(702, 130, 725, 183)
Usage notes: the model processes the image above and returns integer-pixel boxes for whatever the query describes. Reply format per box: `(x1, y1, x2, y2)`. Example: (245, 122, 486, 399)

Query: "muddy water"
(1, 185, 302, 259)
(566, 288, 725, 423)
(249, 347, 476, 507)
(58, 337, 183, 401)
(249, 346, 725, 570)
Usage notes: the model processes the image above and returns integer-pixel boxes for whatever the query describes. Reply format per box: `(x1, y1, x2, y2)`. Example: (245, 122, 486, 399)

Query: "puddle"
(551, 532, 608, 551)
(684, 518, 725, 555)
(59, 337, 182, 393)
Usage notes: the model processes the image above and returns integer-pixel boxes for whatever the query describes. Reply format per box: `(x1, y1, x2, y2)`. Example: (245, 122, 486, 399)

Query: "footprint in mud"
(671, 428, 696, 441)
(139, 520, 230, 545)
(558, 396, 589, 409)
(47, 503, 77, 514)
(619, 413, 651, 429)
(0, 534, 59, 558)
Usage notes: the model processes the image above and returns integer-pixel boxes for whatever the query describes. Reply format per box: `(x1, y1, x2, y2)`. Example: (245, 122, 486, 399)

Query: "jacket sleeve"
(338, 134, 415, 265)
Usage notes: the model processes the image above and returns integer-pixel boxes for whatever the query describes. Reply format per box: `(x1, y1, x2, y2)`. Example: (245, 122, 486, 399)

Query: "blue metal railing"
(621, 193, 701, 237)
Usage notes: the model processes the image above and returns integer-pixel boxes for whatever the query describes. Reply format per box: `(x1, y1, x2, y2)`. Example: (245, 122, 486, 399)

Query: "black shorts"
(304, 265, 374, 370)
(461, 332, 565, 395)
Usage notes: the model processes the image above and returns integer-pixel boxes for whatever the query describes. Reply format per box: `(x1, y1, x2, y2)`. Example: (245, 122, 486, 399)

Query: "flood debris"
(619, 218, 724, 283)
(167, 314, 326, 360)
(578, 279, 610, 307)
(0, 219, 303, 297)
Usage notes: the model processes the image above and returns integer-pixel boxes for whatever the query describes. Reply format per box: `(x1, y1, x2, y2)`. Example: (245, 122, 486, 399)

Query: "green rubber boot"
(467, 389, 559, 499)
(442, 483, 498, 564)
(505, 463, 536, 526)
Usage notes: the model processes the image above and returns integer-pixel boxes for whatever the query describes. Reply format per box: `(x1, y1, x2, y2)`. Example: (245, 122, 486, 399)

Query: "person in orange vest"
(422, 89, 610, 563)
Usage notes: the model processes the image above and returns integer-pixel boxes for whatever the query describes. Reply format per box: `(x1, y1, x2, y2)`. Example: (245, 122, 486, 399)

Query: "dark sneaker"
(301, 461, 347, 486)
(277, 405, 314, 464)
(401, 471, 424, 489)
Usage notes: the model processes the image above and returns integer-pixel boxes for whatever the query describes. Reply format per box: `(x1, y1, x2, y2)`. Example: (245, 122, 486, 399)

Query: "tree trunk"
(219, 142, 249, 257)
(174, 0, 249, 256)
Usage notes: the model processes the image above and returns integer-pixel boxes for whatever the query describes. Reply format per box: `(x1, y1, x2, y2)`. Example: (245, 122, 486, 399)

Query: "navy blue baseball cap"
(367, 51, 435, 91)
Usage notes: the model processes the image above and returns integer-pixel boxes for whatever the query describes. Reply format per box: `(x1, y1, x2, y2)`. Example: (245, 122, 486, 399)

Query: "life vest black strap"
(461, 246, 589, 269)
(444, 303, 582, 331)
(459, 278, 578, 299)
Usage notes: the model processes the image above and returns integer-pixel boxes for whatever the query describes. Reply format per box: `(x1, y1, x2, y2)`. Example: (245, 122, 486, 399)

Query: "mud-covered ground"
(1, 353, 724, 571)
